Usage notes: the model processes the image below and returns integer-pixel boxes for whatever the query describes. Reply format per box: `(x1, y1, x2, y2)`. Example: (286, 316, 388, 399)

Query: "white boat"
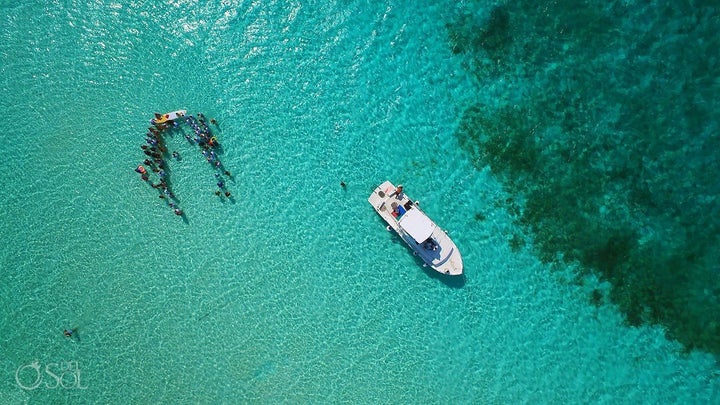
(368, 181, 463, 275)
(151, 109, 187, 125)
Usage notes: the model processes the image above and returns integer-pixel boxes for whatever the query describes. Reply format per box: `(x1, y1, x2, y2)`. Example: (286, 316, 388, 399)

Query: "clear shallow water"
(0, 1, 718, 403)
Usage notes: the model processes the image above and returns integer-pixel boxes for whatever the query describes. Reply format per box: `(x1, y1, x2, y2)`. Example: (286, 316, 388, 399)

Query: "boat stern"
(368, 181, 395, 210)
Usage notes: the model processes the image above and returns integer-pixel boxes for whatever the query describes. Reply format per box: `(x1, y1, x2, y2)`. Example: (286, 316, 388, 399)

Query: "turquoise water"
(1, 0, 719, 403)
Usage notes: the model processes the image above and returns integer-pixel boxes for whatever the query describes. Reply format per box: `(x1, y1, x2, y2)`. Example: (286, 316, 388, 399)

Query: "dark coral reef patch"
(449, 1, 720, 355)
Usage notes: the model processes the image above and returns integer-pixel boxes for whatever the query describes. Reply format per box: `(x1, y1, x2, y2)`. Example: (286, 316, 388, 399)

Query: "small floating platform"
(151, 109, 187, 125)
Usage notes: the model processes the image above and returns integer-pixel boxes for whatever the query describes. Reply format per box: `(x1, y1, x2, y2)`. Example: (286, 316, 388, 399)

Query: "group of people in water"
(134, 111, 232, 217)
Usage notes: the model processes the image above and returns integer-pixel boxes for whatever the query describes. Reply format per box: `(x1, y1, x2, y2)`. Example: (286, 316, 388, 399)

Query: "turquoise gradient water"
(1, 1, 718, 403)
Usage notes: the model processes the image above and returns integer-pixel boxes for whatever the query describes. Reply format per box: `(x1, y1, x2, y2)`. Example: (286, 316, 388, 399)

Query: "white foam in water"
(0, 1, 718, 402)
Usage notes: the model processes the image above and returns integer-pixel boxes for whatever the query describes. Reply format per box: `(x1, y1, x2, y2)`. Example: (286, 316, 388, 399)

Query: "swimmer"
(172, 151, 179, 159)
(224, 170, 232, 177)
(215, 190, 221, 196)
(174, 209, 183, 216)
(217, 180, 224, 188)
(135, 165, 147, 174)
(210, 118, 217, 125)
(141, 174, 149, 181)
(224, 191, 231, 197)
(340, 181, 346, 188)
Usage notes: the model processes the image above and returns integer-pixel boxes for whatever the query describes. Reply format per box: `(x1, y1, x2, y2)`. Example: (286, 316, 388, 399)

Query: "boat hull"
(368, 181, 463, 275)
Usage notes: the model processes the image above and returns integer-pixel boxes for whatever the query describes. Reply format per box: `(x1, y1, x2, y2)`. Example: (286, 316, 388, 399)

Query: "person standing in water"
(63, 327, 80, 341)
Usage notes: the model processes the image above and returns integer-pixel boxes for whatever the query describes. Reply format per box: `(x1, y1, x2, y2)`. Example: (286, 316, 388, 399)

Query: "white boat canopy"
(398, 208, 436, 243)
